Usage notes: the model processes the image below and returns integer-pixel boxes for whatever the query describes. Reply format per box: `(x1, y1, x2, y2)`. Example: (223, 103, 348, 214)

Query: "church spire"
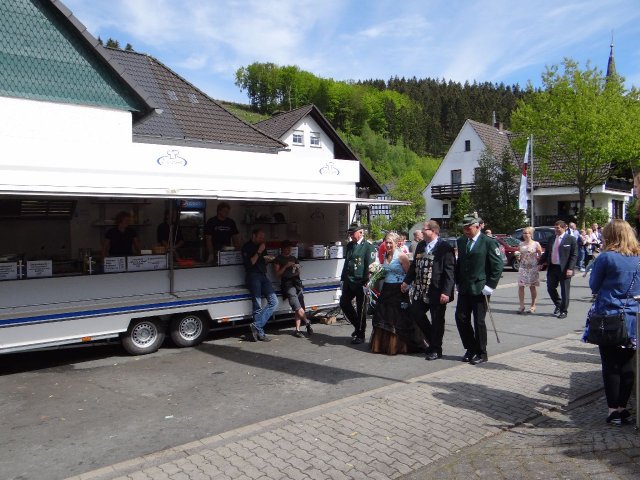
(606, 32, 616, 78)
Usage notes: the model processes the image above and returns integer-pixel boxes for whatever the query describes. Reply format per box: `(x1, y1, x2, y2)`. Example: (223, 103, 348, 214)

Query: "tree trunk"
(577, 190, 587, 229)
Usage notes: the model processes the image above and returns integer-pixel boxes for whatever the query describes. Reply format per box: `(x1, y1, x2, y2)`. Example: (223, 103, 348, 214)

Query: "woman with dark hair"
(102, 211, 140, 257)
(583, 219, 639, 425)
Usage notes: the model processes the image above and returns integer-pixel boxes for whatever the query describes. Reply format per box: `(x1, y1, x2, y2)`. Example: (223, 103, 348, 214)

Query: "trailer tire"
(121, 317, 165, 355)
(169, 313, 209, 347)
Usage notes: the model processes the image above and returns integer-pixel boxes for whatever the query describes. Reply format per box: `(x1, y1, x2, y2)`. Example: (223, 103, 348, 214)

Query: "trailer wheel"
(121, 317, 165, 355)
(169, 313, 209, 347)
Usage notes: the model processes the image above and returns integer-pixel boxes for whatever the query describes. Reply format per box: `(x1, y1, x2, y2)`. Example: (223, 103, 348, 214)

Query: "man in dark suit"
(401, 220, 456, 360)
(455, 214, 504, 365)
(539, 220, 577, 319)
(340, 222, 377, 344)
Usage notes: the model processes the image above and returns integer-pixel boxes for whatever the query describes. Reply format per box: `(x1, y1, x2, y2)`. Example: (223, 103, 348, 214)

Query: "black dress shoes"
(553, 306, 561, 316)
(425, 351, 442, 361)
(558, 312, 568, 319)
(462, 350, 473, 362)
(470, 353, 488, 365)
(351, 336, 364, 345)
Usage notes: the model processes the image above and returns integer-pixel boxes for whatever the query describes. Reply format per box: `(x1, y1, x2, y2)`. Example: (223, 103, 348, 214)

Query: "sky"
(63, 0, 640, 104)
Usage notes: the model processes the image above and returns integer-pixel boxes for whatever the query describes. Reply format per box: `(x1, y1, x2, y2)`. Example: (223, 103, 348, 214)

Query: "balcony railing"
(431, 183, 475, 199)
(604, 178, 633, 192)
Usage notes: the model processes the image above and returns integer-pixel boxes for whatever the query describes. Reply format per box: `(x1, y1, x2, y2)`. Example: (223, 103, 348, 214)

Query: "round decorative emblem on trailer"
(157, 150, 187, 167)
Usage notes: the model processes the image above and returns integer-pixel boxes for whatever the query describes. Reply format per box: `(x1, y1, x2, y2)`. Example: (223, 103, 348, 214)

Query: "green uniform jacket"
(341, 240, 377, 285)
(455, 234, 504, 295)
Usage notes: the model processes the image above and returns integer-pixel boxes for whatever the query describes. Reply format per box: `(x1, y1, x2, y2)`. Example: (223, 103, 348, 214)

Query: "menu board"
(127, 255, 168, 272)
(103, 257, 127, 273)
(0, 262, 18, 281)
(26, 260, 52, 278)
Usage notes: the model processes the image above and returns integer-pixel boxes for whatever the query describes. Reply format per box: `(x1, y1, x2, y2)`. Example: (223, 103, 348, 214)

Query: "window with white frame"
(292, 130, 304, 146)
(310, 132, 321, 147)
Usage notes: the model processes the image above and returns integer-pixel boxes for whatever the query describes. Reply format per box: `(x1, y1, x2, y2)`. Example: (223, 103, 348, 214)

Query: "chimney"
(492, 111, 502, 130)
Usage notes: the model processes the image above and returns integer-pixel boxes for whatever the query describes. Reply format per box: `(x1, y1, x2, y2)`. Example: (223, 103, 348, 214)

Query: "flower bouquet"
(368, 263, 386, 291)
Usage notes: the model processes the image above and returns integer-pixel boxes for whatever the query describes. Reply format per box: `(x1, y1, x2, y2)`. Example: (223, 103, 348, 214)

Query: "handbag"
(586, 311, 628, 347)
(586, 260, 639, 347)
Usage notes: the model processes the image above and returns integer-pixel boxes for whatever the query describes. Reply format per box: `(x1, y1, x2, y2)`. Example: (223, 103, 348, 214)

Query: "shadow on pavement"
(195, 335, 412, 385)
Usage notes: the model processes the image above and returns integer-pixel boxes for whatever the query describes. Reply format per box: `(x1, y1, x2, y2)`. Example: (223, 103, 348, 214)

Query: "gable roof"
(106, 48, 286, 152)
(469, 119, 574, 189)
(1, 0, 154, 116)
(468, 119, 514, 160)
(255, 104, 384, 194)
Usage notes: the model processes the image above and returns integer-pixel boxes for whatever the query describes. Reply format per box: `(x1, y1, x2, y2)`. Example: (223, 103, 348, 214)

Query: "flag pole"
(530, 135, 535, 227)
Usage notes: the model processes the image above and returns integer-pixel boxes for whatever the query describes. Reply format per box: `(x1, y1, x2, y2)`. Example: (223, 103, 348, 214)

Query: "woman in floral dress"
(518, 226, 543, 314)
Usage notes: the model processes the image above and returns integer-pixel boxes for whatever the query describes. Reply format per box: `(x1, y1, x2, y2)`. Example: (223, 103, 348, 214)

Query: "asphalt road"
(0, 271, 596, 480)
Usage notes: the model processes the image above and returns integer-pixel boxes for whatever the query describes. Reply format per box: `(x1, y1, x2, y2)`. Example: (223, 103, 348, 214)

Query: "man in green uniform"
(455, 213, 503, 365)
(340, 222, 377, 344)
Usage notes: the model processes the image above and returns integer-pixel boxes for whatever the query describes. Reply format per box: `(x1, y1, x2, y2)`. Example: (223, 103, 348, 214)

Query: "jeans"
(577, 246, 585, 269)
(246, 272, 278, 336)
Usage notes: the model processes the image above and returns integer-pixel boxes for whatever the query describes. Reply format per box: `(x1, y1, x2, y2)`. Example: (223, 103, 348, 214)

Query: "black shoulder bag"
(586, 261, 639, 347)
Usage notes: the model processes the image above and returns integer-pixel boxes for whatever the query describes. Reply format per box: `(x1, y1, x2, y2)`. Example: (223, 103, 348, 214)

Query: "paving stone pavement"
(69, 334, 638, 480)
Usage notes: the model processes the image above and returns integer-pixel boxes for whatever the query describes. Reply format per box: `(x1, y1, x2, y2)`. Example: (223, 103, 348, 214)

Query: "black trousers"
(340, 281, 367, 338)
(455, 293, 488, 355)
(599, 345, 636, 409)
(546, 264, 572, 313)
(409, 299, 446, 354)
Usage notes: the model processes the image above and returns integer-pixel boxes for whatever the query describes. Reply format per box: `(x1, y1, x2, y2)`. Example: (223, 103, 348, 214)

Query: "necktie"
(466, 240, 472, 253)
(552, 236, 561, 264)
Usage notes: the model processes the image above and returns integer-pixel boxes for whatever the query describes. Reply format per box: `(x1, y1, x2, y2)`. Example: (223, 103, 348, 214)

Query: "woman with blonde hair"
(583, 219, 640, 425)
(517, 226, 542, 313)
(370, 232, 422, 354)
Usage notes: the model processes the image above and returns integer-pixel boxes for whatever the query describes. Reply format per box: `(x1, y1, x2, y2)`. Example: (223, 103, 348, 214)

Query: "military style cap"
(461, 212, 481, 226)
(348, 221, 364, 232)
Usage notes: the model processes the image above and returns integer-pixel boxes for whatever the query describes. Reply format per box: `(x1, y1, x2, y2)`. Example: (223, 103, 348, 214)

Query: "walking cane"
(635, 295, 640, 431)
(484, 295, 501, 344)
(358, 285, 370, 335)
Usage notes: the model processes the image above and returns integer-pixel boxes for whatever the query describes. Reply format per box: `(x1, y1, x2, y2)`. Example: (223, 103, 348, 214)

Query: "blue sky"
(64, 0, 640, 104)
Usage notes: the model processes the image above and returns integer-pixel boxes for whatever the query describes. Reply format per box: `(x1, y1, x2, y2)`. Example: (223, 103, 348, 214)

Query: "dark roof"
(469, 119, 574, 189)
(468, 120, 514, 160)
(106, 48, 286, 152)
(1, 0, 155, 116)
(255, 104, 384, 194)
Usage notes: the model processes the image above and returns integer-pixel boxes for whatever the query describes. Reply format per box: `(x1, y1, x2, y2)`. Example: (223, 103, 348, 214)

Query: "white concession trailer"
(0, 96, 374, 355)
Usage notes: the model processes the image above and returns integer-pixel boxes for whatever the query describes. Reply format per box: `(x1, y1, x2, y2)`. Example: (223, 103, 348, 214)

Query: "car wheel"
(511, 258, 520, 271)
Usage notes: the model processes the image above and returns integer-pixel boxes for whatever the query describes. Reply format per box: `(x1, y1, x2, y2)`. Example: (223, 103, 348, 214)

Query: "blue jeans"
(577, 246, 585, 269)
(246, 272, 278, 336)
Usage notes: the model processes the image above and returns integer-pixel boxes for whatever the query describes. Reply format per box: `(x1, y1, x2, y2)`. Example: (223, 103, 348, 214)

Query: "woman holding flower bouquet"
(370, 232, 421, 354)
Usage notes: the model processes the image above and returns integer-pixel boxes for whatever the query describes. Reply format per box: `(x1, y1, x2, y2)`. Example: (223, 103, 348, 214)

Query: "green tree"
(105, 38, 120, 49)
(450, 190, 474, 235)
(471, 149, 527, 233)
(388, 170, 426, 232)
(511, 59, 640, 227)
(583, 207, 610, 227)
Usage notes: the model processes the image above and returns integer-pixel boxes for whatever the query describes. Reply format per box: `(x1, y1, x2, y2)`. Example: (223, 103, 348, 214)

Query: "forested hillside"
(234, 62, 529, 231)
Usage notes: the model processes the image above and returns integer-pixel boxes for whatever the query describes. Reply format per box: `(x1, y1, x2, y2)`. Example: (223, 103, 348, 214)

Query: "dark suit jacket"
(455, 234, 504, 296)
(403, 238, 456, 302)
(539, 234, 577, 273)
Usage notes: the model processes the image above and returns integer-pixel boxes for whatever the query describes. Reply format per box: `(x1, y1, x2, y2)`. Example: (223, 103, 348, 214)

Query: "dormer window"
(292, 130, 304, 146)
(310, 132, 321, 147)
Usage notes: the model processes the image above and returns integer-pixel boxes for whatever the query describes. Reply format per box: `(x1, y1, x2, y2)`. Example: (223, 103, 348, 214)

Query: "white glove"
(481, 285, 494, 296)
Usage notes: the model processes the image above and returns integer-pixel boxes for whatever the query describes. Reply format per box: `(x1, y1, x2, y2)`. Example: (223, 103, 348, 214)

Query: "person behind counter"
(205, 202, 241, 263)
(157, 210, 184, 257)
(273, 240, 313, 338)
(242, 228, 278, 342)
(102, 211, 140, 257)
